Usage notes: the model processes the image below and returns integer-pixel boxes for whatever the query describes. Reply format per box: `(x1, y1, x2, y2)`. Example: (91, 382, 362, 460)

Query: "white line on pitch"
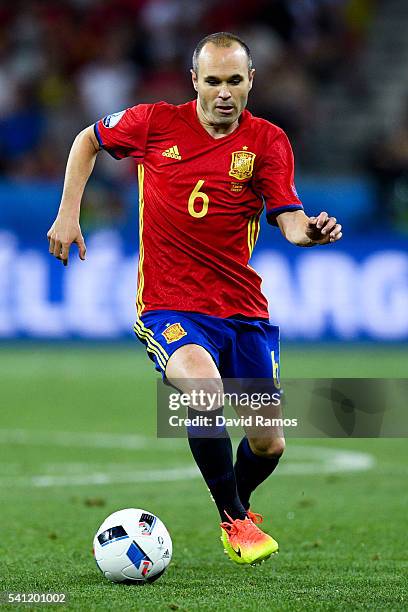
(0, 466, 200, 488)
(0, 427, 376, 487)
(0, 429, 186, 450)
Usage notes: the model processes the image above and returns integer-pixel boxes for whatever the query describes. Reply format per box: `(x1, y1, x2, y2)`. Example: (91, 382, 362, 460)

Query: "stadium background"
(1, 1, 407, 610)
(1, 0, 407, 341)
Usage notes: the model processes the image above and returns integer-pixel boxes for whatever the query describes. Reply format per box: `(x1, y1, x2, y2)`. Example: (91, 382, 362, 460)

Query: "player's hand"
(306, 212, 342, 245)
(47, 215, 86, 266)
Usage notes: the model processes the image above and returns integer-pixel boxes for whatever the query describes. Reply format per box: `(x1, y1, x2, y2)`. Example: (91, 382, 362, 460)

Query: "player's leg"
(166, 343, 247, 522)
(135, 312, 278, 564)
(217, 397, 282, 562)
(230, 320, 284, 511)
(218, 411, 281, 563)
(168, 343, 279, 564)
(235, 419, 285, 512)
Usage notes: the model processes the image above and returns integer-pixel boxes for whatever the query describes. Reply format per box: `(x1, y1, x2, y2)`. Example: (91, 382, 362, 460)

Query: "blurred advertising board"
(1, 228, 407, 341)
(1, 178, 407, 340)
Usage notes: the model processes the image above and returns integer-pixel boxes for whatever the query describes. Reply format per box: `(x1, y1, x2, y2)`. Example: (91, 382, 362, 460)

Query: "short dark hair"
(192, 32, 253, 74)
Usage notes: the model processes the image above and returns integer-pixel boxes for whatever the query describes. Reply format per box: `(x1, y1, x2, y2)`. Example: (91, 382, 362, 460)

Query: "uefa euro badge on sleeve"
(229, 149, 256, 181)
(102, 110, 126, 128)
(162, 323, 187, 344)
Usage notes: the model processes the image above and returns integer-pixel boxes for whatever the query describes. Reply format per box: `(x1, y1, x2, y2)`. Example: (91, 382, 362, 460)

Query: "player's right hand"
(47, 216, 86, 266)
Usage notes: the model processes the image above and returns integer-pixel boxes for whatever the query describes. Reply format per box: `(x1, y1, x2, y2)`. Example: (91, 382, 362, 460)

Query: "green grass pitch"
(0, 344, 407, 611)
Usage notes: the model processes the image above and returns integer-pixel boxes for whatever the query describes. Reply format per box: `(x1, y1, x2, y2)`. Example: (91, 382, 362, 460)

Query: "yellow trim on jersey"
(247, 217, 253, 255)
(254, 214, 260, 248)
(247, 211, 262, 258)
(248, 213, 259, 257)
(251, 215, 257, 252)
(136, 164, 146, 316)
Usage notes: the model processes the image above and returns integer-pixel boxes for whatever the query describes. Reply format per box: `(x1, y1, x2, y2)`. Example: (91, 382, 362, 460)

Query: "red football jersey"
(95, 100, 303, 319)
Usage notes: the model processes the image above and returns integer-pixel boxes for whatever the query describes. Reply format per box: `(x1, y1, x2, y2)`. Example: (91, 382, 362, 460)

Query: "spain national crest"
(229, 150, 256, 181)
(162, 322, 187, 344)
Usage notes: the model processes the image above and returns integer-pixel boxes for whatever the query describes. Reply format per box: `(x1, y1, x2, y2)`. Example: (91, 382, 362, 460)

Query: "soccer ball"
(93, 508, 172, 584)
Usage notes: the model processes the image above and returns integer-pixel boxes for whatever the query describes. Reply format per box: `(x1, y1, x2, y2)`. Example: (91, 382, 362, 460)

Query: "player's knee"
(166, 345, 223, 410)
(166, 344, 220, 381)
(186, 379, 225, 437)
(250, 437, 285, 459)
(193, 378, 224, 411)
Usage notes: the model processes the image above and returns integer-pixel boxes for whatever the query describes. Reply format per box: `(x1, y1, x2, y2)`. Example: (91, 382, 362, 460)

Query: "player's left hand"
(306, 212, 342, 245)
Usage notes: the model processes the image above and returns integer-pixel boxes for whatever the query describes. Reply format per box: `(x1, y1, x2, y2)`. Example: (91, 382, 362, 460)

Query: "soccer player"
(47, 32, 342, 566)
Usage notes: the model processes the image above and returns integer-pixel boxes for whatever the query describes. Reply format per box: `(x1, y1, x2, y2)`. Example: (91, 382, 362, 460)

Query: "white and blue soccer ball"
(93, 508, 172, 584)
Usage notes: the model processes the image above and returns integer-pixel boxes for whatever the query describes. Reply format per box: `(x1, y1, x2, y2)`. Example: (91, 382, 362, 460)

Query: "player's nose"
(218, 86, 231, 100)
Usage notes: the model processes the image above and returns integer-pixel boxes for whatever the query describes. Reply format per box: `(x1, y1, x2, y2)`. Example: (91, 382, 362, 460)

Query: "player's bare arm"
(47, 125, 99, 266)
(276, 209, 343, 247)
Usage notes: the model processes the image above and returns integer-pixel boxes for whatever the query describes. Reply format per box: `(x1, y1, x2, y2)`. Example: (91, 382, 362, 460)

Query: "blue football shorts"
(133, 310, 280, 382)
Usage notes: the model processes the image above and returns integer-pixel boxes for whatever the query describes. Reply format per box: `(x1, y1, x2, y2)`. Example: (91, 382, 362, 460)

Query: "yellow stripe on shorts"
(134, 324, 167, 370)
(133, 320, 169, 370)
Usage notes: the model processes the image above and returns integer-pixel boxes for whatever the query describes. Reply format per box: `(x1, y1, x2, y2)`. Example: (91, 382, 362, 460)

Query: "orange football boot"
(220, 511, 278, 565)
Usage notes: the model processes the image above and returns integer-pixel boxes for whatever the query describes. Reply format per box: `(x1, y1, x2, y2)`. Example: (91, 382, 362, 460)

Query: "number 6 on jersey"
(188, 180, 209, 218)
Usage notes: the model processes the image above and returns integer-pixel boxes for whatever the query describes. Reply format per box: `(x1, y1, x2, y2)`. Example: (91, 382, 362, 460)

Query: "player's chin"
(213, 111, 238, 125)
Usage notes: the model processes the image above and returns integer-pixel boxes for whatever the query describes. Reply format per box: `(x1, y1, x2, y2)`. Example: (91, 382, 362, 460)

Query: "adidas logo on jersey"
(162, 145, 181, 160)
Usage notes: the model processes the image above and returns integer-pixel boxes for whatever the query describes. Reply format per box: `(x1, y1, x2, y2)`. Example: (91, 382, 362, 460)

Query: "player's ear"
(248, 68, 255, 91)
(191, 69, 198, 92)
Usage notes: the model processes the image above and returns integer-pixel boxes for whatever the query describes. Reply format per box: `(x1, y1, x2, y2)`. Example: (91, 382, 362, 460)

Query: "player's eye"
(205, 79, 219, 86)
(229, 78, 242, 85)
